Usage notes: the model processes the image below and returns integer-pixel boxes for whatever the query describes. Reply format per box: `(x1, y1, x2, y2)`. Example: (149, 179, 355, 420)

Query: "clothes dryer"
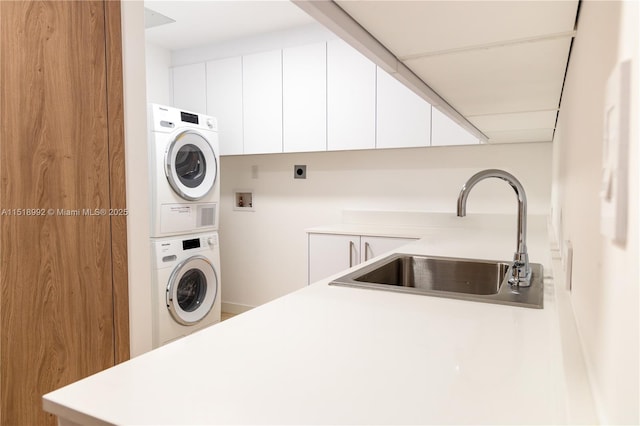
(148, 104, 219, 237)
(151, 232, 221, 348)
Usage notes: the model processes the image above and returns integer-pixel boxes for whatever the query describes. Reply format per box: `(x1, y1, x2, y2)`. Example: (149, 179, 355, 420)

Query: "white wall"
(121, 1, 153, 357)
(172, 23, 335, 67)
(220, 142, 552, 310)
(551, 1, 638, 423)
(145, 42, 172, 106)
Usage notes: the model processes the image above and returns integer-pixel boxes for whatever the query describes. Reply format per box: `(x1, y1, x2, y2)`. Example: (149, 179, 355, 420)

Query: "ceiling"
(331, 0, 580, 143)
(145, 0, 580, 144)
(144, 1, 316, 50)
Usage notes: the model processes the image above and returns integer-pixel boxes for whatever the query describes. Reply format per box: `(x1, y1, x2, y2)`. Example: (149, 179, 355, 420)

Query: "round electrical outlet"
(294, 165, 307, 179)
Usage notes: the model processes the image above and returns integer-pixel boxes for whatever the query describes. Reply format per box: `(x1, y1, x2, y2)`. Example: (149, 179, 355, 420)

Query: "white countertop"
(44, 223, 571, 425)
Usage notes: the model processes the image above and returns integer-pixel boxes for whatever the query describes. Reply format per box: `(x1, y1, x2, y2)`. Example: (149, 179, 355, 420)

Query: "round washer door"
(165, 130, 217, 201)
(166, 255, 218, 325)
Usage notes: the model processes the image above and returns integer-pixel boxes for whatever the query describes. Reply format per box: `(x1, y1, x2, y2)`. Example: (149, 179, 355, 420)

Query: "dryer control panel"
(149, 103, 218, 133)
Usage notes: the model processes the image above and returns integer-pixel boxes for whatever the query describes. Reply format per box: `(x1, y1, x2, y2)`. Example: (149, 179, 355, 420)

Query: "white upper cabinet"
(282, 42, 327, 153)
(242, 50, 283, 154)
(172, 63, 206, 113)
(171, 41, 480, 154)
(431, 108, 480, 146)
(206, 57, 243, 156)
(376, 67, 431, 149)
(327, 39, 376, 151)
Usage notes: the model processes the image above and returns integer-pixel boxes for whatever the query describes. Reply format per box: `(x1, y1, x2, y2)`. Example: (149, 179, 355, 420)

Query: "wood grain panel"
(0, 2, 121, 424)
(104, 0, 130, 365)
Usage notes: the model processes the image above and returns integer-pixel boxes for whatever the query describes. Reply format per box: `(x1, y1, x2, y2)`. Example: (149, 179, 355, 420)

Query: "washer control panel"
(153, 232, 217, 267)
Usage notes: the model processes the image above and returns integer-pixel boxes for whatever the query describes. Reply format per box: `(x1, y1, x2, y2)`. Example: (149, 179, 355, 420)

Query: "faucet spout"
(456, 169, 531, 287)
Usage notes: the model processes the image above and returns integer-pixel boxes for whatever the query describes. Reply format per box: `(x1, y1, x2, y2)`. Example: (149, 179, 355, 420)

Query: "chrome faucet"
(456, 169, 532, 287)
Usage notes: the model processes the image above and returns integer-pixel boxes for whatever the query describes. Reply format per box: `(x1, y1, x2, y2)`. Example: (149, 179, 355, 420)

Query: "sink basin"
(330, 253, 544, 308)
(354, 256, 510, 295)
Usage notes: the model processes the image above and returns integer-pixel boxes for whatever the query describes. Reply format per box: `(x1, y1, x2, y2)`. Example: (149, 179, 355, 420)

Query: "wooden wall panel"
(0, 1, 129, 424)
(105, 0, 131, 366)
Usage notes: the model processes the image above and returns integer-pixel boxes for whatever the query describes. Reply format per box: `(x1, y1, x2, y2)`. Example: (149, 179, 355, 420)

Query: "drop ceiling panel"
(406, 37, 572, 116)
(483, 128, 555, 144)
(336, 0, 578, 58)
(468, 110, 558, 132)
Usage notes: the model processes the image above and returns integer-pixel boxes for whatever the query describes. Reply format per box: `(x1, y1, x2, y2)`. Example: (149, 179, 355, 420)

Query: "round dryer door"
(165, 130, 217, 201)
(166, 255, 218, 325)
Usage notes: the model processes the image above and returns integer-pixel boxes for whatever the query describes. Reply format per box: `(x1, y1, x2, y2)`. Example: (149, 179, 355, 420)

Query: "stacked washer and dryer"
(148, 104, 221, 348)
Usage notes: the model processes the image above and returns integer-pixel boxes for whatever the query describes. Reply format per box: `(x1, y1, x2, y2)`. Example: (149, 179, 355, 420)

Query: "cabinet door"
(243, 50, 283, 154)
(376, 67, 431, 149)
(207, 57, 243, 156)
(308, 234, 360, 284)
(360, 236, 418, 263)
(172, 62, 206, 113)
(327, 39, 376, 151)
(283, 42, 327, 153)
(431, 108, 480, 146)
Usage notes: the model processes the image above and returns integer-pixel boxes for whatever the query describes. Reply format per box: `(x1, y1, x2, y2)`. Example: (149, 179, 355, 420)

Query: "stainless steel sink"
(330, 253, 544, 308)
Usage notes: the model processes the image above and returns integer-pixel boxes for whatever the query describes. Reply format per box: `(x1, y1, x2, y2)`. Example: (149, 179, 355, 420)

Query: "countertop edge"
(42, 397, 113, 426)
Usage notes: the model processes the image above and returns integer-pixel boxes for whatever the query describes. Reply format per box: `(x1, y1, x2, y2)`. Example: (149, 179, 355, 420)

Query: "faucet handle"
(509, 259, 532, 289)
(508, 261, 525, 289)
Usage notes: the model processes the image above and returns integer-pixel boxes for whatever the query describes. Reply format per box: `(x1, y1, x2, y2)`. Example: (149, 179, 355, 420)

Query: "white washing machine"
(151, 232, 221, 348)
(148, 103, 220, 237)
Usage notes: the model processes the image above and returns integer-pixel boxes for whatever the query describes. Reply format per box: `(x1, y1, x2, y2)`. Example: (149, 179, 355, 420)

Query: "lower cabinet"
(308, 233, 417, 284)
